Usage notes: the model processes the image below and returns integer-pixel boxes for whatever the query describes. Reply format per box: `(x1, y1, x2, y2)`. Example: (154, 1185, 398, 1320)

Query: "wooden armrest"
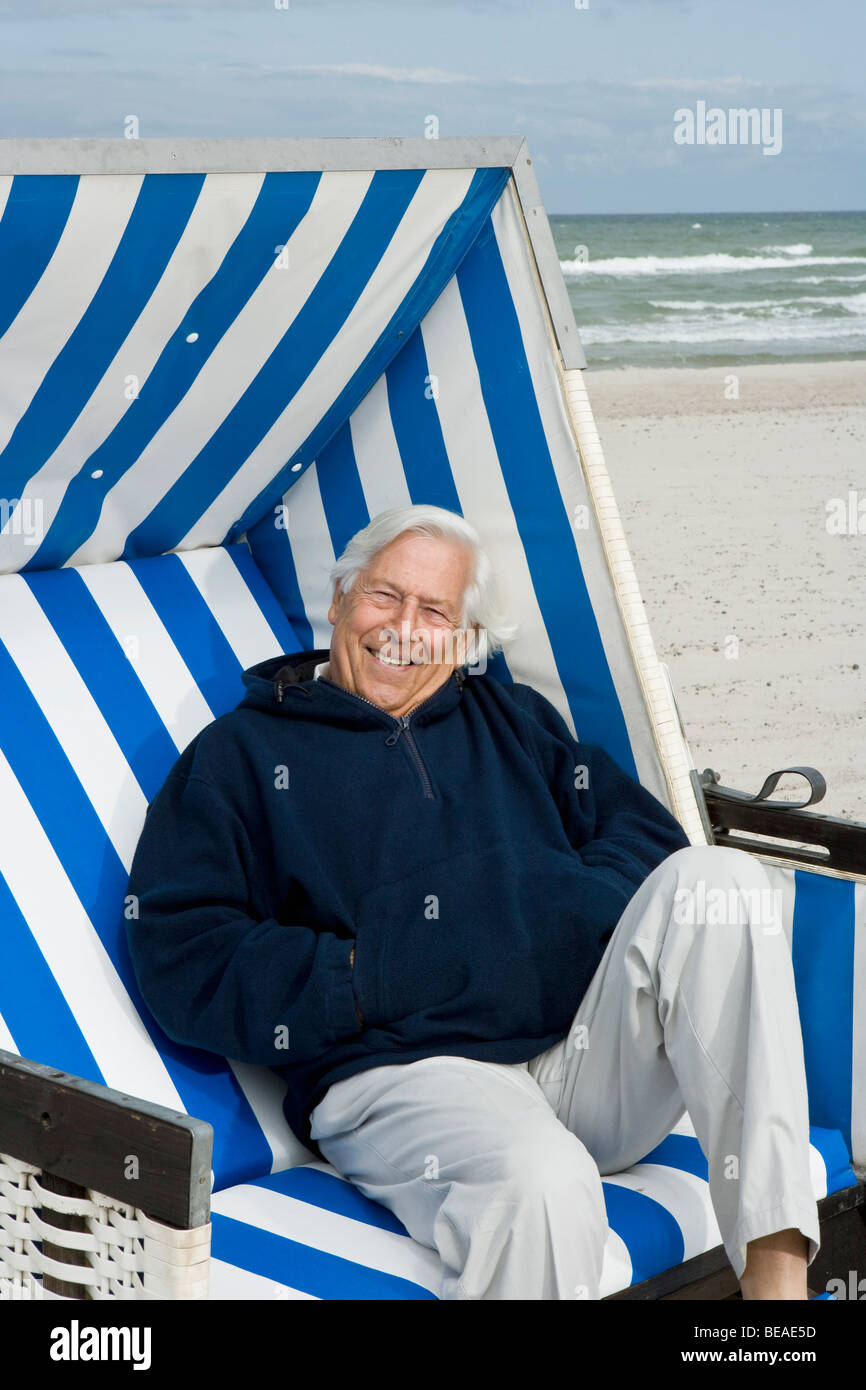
(0, 1048, 211, 1230)
(694, 769, 866, 874)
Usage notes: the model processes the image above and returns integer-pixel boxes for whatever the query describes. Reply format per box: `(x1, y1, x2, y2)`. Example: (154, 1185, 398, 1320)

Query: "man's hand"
(350, 946, 365, 1026)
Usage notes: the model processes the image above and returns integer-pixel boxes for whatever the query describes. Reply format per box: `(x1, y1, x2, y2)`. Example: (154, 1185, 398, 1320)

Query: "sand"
(583, 360, 866, 835)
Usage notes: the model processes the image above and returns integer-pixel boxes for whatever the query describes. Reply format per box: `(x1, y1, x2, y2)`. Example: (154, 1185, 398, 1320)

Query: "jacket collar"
(240, 649, 466, 725)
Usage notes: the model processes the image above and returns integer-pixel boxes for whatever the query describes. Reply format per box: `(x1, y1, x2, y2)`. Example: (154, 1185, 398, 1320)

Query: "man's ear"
(327, 581, 342, 627)
(465, 622, 483, 667)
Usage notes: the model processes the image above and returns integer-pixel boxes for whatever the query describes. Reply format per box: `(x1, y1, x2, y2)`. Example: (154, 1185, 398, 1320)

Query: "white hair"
(328, 505, 518, 657)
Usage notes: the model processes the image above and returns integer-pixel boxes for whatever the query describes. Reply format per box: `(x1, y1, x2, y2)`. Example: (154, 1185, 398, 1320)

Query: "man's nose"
(395, 597, 421, 629)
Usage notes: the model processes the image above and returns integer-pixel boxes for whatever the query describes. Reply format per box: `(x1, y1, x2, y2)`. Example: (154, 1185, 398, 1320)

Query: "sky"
(0, 0, 863, 213)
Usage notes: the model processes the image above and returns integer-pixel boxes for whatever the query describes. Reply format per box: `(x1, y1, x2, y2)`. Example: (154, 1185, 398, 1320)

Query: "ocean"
(550, 211, 866, 370)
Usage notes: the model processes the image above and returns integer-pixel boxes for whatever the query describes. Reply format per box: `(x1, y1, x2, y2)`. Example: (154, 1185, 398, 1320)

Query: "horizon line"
(548, 208, 866, 218)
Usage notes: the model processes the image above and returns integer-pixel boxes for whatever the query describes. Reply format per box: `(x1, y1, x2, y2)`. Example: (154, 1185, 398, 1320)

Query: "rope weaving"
(0, 1153, 209, 1299)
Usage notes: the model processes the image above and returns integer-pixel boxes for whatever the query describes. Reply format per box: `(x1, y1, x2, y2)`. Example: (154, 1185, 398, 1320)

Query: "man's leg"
(527, 844, 820, 1296)
(739, 1228, 810, 1300)
(309, 1054, 609, 1299)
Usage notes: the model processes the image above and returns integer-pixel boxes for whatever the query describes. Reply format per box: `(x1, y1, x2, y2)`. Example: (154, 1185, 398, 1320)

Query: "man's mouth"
(367, 646, 415, 670)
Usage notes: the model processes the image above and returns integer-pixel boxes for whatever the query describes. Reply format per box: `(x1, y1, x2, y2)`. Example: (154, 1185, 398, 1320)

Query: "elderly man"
(126, 503, 819, 1301)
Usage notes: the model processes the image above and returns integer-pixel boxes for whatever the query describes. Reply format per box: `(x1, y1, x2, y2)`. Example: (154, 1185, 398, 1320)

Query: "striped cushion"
(207, 1115, 858, 1299)
(0, 542, 318, 1192)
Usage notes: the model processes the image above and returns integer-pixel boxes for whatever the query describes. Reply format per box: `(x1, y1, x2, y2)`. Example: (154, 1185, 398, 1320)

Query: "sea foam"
(560, 253, 866, 277)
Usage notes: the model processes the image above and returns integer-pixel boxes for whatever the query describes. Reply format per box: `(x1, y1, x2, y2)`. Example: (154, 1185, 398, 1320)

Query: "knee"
(666, 843, 765, 877)
(664, 845, 782, 937)
(664, 844, 774, 899)
(497, 1129, 606, 1218)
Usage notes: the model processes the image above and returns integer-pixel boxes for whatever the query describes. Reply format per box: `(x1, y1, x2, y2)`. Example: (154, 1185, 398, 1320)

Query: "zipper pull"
(384, 715, 410, 746)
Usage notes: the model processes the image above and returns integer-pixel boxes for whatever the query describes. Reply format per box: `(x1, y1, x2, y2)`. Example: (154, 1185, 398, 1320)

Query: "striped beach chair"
(0, 137, 863, 1301)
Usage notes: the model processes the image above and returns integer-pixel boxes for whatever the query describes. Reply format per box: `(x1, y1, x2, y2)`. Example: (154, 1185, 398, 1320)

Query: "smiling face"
(326, 531, 477, 719)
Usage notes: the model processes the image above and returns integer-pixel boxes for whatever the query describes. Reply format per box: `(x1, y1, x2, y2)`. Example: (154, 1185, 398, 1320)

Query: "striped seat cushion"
(207, 1114, 858, 1299)
(0, 542, 316, 1192)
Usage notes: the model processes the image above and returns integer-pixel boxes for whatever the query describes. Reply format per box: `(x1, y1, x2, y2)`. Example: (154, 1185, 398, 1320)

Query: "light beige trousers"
(309, 845, 821, 1299)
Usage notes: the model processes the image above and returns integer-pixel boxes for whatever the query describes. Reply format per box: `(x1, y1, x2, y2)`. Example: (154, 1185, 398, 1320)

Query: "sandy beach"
(584, 360, 866, 833)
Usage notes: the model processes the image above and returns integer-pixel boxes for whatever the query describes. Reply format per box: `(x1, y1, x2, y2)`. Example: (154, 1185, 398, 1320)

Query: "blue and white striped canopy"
(0, 165, 506, 567)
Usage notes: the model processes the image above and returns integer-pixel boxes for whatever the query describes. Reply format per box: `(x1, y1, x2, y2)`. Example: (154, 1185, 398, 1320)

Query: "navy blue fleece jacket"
(125, 650, 691, 1158)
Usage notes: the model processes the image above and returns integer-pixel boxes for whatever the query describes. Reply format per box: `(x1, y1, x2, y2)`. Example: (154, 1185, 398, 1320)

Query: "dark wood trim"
(697, 773, 866, 875)
(605, 1182, 866, 1300)
(0, 1049, 212, 1230)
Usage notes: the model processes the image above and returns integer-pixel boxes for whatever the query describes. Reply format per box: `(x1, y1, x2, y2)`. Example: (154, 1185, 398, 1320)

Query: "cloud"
(270, 63, 478, 84)
(627, 77, 768, 92)
(0, 0, 528, 13)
